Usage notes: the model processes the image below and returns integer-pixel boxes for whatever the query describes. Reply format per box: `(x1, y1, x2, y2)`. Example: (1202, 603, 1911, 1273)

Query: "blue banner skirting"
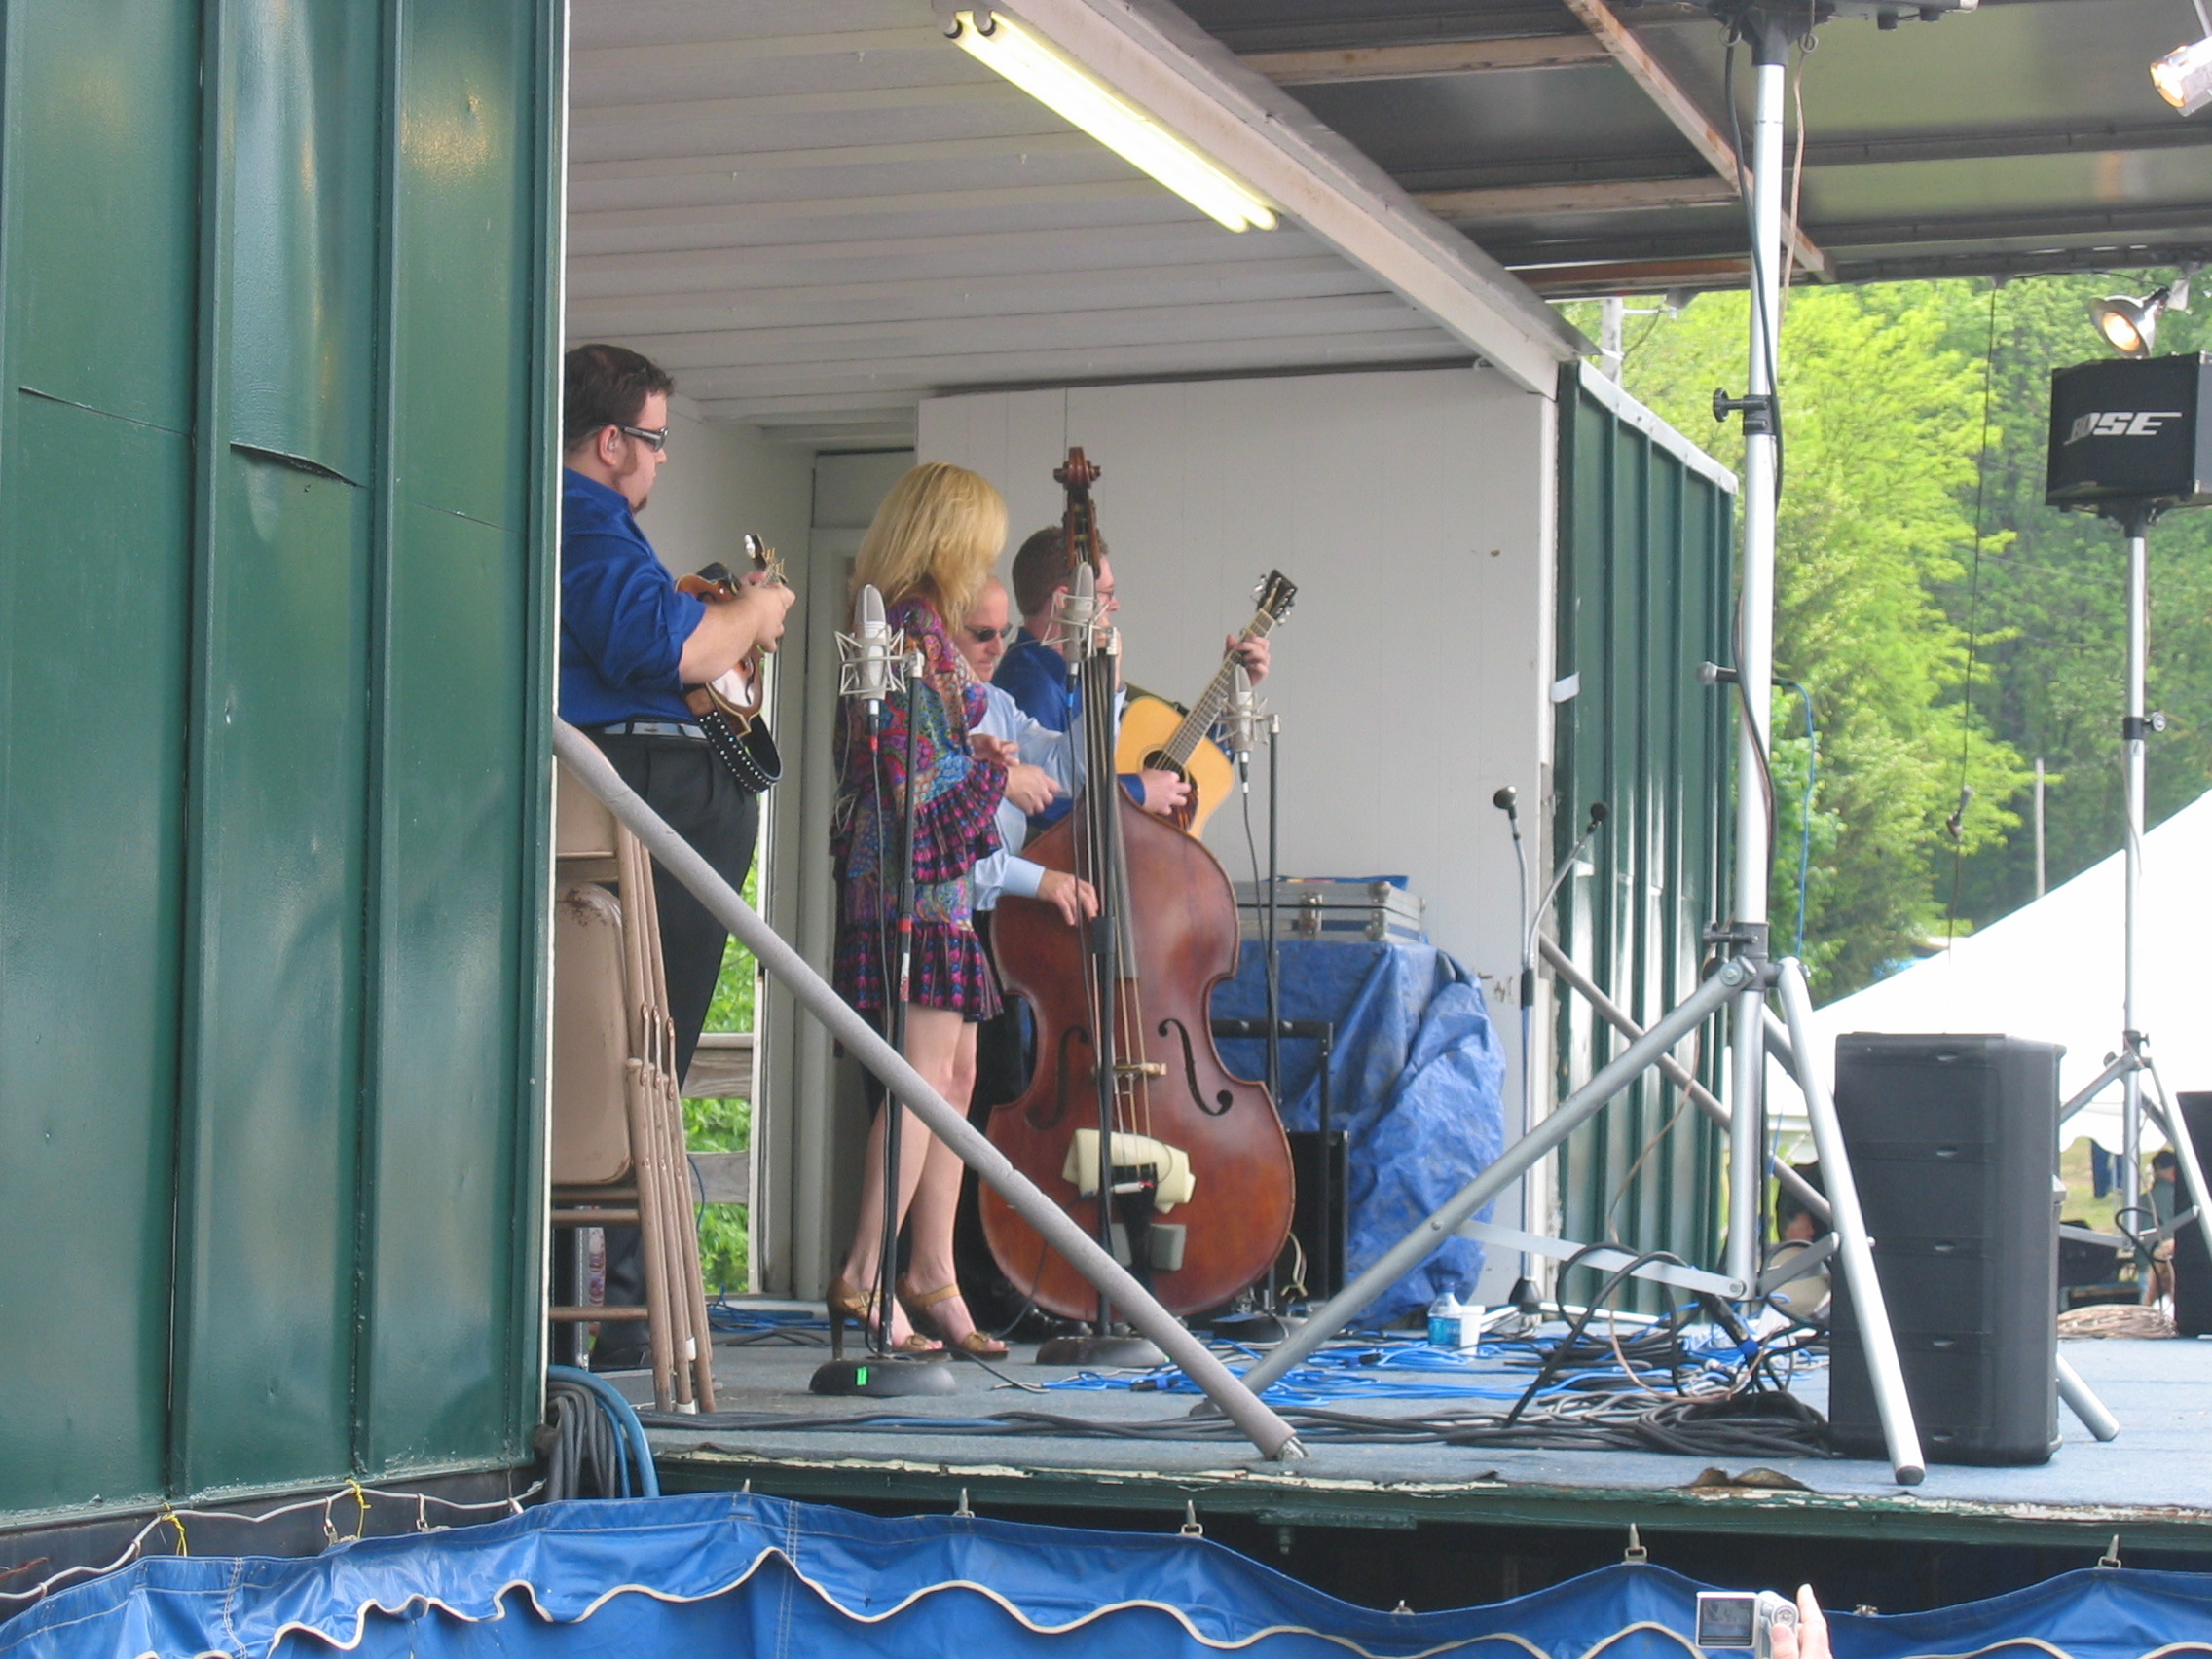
(9, 1492, 2212, 1659)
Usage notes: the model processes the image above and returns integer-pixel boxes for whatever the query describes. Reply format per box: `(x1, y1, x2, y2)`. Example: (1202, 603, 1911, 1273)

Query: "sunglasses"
(963, 623, 1015, 644)
(617, 424, 670, 453)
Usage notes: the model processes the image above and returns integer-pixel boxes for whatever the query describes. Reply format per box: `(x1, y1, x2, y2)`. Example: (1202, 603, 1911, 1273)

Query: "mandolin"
(1113, 571, 1296, 838)
(677, 532, 786, 791)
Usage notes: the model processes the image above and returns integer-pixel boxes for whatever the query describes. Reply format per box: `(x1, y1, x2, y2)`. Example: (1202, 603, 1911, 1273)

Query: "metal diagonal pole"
(1541, 938, 1828, 1226)
(552, 720, 1307, 1461)
(1775, 958, 1925, 1485)
(1232, 959, 1754, 1397)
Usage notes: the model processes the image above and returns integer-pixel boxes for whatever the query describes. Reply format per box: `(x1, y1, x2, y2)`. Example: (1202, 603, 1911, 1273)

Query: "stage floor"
(624, 1309, 2212, 1548)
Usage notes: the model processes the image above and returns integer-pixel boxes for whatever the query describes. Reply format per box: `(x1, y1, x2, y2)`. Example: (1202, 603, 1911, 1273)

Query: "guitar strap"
(700, 708, 780, 794)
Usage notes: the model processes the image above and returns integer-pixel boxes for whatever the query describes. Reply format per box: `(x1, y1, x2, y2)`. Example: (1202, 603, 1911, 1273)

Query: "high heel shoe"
(897, 1275, 1010, 1358)
(826, 1274, 943, 1359)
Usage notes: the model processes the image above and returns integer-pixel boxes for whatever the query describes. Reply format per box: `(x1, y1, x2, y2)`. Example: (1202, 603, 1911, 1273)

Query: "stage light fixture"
(2152, 33, 2212, 116)
(2092, 292, 2165, 357)
(947, 9, 1276, 232)
(2091, 271, 2193, 357)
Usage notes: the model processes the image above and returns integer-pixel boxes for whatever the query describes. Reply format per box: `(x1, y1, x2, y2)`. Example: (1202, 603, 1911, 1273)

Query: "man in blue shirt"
(995, 525, 1269, 835)
(562, 343, 793, 1369)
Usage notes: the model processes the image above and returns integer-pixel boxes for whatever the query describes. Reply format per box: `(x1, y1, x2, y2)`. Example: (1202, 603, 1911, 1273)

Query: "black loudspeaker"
(2046, 353, 2212, 511)
(1285, 1129, 1347, 1301)
(2173, 1094, 2212, 1337)
(1827, 1033, 2063, 1465)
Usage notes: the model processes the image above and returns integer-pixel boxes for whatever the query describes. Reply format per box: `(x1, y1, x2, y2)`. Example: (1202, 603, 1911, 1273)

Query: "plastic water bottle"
(1426, 1288, 1463, 1348)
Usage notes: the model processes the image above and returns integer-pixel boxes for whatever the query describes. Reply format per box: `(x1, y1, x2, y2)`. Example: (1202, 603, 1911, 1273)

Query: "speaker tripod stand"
(1229, 938, 1930, 1482)
(2052, 501, 2212, 1310)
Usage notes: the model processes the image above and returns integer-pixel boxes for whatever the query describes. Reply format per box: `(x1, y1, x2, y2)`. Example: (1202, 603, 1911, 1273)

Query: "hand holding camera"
(1696, 1586, 1827, 1659)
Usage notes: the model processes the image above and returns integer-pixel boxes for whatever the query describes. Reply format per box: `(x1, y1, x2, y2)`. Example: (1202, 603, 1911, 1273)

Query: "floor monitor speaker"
(2173, 1093, 2212, 1336)
(1827, 1033, 2063, 1465)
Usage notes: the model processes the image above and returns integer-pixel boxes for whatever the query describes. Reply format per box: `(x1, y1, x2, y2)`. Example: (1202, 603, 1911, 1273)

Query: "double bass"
(982, 449, 1297, 1322)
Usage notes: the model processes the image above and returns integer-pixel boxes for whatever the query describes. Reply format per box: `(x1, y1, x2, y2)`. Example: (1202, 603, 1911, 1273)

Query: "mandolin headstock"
(742, 531, 787, 587)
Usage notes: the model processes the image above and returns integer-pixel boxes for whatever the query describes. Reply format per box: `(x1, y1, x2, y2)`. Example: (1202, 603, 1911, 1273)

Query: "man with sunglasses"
(994, 525, 1269, 835)
(561, 342, 794, 1372)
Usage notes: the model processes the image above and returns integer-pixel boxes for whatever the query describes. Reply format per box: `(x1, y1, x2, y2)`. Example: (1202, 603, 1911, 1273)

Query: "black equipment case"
(1827, 1033, 2063, 1465)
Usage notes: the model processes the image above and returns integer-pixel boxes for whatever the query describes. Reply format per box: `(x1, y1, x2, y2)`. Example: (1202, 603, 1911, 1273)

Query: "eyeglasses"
(963, 623, 1015, 645)
(617, 424, 670, 453)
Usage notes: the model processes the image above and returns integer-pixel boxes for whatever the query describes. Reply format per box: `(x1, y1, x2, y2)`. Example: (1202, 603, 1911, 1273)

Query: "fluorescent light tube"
(950, 9, 1276, 232)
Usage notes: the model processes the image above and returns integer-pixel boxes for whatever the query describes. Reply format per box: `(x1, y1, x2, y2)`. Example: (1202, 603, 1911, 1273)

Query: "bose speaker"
(1826, 1033, 2063, 1465)
(2046, 353, 2212, 511)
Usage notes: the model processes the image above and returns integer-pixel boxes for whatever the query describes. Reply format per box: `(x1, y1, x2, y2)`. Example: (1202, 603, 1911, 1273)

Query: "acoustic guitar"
(1114, 571, 1295, 838)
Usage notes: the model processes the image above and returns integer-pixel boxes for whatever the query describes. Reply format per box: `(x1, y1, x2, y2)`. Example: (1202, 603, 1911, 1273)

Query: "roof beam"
(1240, 36, 1612, 84)
(978, 0, 1585, 392)
(1510, 255, 1752, 297)
(1554, 0, 1831, 278)
(1419, 176, 1737, 219)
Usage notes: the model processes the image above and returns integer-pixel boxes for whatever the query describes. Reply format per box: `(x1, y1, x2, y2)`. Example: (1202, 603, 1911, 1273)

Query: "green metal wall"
(0, 0, 561, 1523)
(1551, 363, 1736, 1309)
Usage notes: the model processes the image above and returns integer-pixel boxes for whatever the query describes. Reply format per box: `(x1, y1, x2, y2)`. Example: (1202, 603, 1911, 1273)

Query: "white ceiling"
(566, 1, 1479, 447)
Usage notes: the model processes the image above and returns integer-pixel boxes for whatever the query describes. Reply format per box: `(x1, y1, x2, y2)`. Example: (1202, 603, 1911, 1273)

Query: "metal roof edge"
(1569, 359, 1739, 495)
(994, 0, 1592, 397)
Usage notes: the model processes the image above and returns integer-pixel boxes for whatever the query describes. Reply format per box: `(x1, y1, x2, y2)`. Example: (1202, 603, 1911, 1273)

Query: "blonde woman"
(829, 462, 1015, 1357)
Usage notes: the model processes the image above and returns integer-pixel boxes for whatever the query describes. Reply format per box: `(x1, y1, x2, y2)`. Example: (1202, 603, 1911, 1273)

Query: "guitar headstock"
(1250, 570, 1297, 631)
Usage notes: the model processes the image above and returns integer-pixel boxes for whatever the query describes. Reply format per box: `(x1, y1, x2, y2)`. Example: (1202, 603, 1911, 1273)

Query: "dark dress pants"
(584, 731, 758, 1370)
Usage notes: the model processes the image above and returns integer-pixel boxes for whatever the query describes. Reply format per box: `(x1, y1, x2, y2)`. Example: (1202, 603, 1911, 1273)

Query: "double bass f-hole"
(1157, 1017, 1235, 1116)
(1027, 1024, 1092, 1133)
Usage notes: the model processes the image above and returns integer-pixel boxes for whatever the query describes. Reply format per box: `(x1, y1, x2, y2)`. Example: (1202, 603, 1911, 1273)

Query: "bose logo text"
(2065, 411, 2185, 445)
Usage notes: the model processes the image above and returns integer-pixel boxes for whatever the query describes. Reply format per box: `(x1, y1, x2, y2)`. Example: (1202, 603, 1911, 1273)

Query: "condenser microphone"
(1051, 564, 1098, 679)
(837, 583, 896, 733)
(1493, 785, 1518, 821)
(1226, 665, 1264, 769)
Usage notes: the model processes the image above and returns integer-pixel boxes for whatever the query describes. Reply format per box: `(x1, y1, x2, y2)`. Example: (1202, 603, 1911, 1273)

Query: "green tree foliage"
(1906, 273, 2212, 921)
(1571, 286, 2029, 992)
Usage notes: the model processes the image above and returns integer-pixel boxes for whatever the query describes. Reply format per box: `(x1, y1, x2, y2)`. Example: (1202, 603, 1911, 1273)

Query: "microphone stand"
(1494, 790, 1541, 1317)
(813, 644, 955, 1397)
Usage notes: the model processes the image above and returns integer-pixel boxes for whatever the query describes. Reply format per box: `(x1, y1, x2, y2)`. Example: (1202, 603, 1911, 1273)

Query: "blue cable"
(547, 1365, 660, 1498)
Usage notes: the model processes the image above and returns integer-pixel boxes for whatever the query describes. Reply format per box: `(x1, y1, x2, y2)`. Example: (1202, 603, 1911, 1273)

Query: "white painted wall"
(632, 397, 813, 584)
(921, 366, 1557, 1301)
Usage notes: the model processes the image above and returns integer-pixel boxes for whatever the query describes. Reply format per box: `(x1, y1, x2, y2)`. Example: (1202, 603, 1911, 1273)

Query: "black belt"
(597, 719, 706, 740)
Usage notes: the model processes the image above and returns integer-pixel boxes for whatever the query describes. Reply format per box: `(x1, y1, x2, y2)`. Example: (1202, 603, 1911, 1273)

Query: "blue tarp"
(1211, 939, 1506, 1322)
(10, 1492, 2212, 1659)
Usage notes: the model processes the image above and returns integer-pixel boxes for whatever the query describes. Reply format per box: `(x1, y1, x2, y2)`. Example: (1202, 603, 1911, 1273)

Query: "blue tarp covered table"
(1209, 939, 1506, 1324)
(13, 1491, 2212, 1659)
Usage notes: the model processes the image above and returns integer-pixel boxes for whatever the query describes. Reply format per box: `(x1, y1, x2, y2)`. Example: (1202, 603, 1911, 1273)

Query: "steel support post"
(1775, 958, 1926, 1485)
(1232, 960, 1753, 1397)
(1723, 18, 1790, 1288)
(2122, 519, 2149, 1222)
(553, 720, 1308, 1461)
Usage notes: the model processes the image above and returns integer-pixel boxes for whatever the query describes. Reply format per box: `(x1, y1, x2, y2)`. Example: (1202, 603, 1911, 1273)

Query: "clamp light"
(2153, 32, 2212, 115)
(2092, 293, 2164, 357)
(2091, 271, 2193, 357)
(946, 9, 1276, 232)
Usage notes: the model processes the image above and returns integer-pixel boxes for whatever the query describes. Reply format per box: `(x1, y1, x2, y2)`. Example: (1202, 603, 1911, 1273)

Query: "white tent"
(1771, 788, 2212, 1151)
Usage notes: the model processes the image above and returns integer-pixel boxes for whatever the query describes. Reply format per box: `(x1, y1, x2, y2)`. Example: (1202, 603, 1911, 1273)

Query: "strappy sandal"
(897, 1275, 1010, 1358)
(826, 1274, 942, 1359)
